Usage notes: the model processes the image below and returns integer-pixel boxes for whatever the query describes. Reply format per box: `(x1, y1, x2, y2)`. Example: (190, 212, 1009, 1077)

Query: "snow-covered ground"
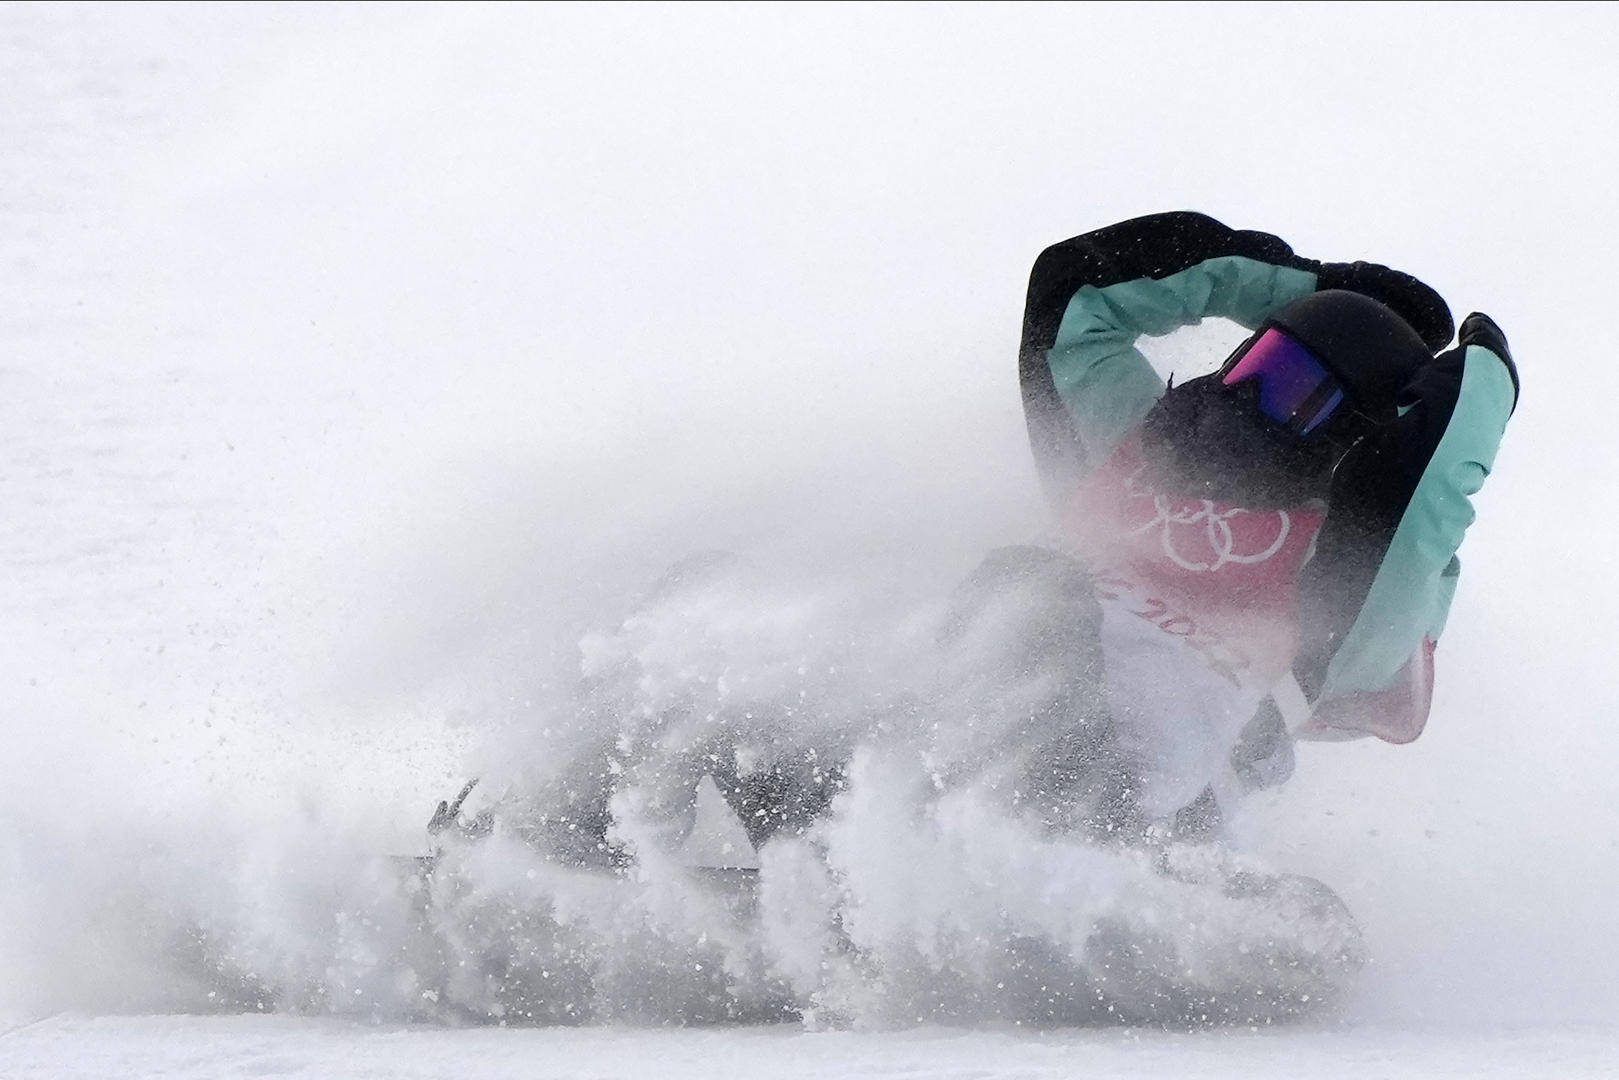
(7, 1014, 1619, 1080)
(4, 3, 1619, 1076)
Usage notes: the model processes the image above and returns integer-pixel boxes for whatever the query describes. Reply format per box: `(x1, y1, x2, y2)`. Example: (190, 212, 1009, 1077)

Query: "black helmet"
(1264, 290, 1435, 423)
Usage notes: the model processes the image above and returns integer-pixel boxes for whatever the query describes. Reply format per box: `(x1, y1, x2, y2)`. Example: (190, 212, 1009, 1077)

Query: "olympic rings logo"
(1120, 467, 1291, 573)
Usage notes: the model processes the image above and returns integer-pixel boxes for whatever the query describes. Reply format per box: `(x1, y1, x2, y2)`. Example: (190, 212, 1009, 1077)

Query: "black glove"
(1316, 260, 1455, 353)
(1458, 311, 1510, 358)
(1458, 311, 1519, 408)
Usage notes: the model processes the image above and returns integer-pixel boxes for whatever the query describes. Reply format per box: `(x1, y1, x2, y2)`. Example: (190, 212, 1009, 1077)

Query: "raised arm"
(1293, 313, 1519, 741)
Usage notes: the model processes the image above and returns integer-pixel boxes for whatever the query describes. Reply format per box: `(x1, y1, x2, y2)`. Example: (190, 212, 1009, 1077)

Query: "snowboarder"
(401, 211, 1502, 1025)
(1013, 210, 1518, 834)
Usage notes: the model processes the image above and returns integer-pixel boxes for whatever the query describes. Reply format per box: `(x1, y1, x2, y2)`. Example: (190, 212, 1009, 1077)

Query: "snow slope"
(3, 2, 1619, 1075)
(5, 1014, 1619, 1080)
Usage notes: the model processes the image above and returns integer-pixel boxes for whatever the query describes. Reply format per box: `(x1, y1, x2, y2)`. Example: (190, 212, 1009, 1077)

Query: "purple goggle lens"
(1221, 328, 1345, 435)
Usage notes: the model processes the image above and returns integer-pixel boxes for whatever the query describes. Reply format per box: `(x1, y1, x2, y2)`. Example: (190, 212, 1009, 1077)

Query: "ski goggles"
(1220, 327, 1346, 436)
